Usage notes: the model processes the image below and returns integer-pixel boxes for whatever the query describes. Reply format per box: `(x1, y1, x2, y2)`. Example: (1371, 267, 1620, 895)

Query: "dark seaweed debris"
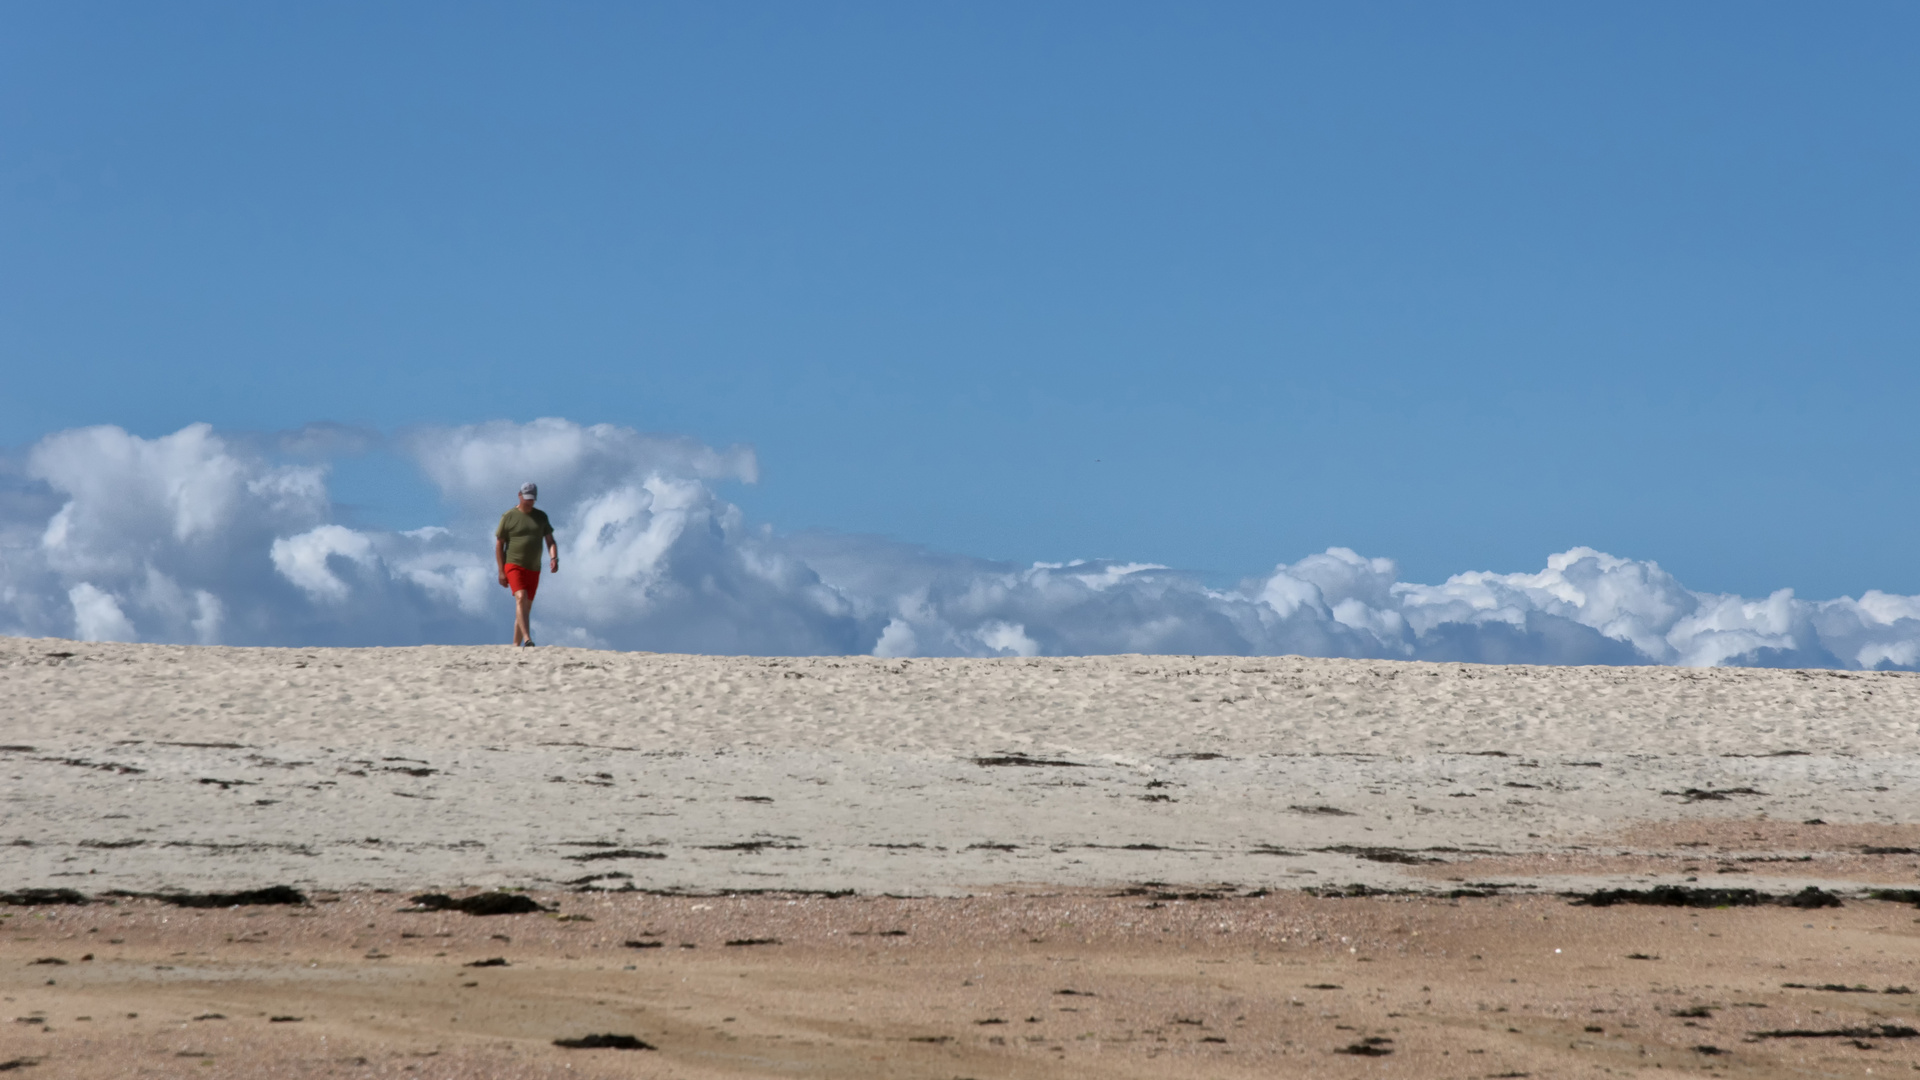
(106, 886, 307, 908)
(565, 872, 632, 889)
(972, 754, 1083, 767)
(1111, 886, 1231, 901)
(1306, 884, 1402, 898)
(164, 886, 307, 908)
(1868, 888, 1920, 906)
(1751, 1024, 1919, 1040)
(1571, 885, 1840, 910)
(1321, 845, 1437, 865)
(464, 957, 509, 967)
(1662, 787, 1765, 802)
(565, 849, 665, 862)
(40, 757, 143, 775)
(698, 839, 803, 853)
(1782, 982, 1913, 995)
(0, 889, 88, 906)
(1337, 1037, 1394, 1056)
(553, 1034, 655, 1050)
(724, 938, 780, 947)
(1779, 886, 1846, 909)
(406, 892, 547, 916)
(1289, 804, 1355, 816)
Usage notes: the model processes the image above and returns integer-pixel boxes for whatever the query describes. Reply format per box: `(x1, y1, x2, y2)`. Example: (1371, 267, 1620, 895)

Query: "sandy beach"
(4, 636, 1919, 1076)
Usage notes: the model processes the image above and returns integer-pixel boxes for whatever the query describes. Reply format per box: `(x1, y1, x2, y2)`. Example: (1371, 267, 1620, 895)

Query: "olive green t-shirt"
(496, 507, 554, 569)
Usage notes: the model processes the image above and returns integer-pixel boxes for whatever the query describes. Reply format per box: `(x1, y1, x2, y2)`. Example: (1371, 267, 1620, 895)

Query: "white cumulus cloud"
(2, 418, 1917, 670)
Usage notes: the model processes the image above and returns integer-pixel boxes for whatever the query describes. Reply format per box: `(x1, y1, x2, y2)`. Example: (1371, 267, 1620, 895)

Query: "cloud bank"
(3, 420, 1917, 669)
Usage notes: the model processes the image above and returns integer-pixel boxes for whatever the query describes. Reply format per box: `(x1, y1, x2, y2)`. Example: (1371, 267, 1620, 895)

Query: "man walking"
(495, 482, 558, 647)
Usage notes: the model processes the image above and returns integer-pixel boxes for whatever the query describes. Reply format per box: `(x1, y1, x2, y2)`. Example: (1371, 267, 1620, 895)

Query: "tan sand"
(5, 636, 1920, 1076)
(4, 889, 1919, 1078)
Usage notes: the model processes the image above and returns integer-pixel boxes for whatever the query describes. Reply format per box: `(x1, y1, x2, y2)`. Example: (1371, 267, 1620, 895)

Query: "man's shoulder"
(497, 506, 552, 531)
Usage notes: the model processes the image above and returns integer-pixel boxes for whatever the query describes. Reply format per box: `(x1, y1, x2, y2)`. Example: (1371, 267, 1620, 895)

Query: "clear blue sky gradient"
(3, 2, 1916, 598)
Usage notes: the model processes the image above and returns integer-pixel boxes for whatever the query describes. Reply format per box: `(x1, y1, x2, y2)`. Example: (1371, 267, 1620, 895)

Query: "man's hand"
(549, 555, 559, 574)
(497, 568, 509, 588)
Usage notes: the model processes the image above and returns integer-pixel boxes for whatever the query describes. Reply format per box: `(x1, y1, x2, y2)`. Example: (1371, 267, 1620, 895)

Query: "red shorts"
(504, 564, 540, 598)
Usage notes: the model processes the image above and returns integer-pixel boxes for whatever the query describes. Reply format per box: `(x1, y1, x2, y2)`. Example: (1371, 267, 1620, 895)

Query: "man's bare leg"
(513, 590, 534, 646)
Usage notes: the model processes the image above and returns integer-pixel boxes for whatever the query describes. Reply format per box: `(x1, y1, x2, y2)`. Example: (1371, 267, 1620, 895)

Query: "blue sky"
(4, 1, 1917, 602)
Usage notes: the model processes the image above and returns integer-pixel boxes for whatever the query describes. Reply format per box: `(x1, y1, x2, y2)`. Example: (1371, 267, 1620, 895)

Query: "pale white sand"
(4, 637, 1918, 896)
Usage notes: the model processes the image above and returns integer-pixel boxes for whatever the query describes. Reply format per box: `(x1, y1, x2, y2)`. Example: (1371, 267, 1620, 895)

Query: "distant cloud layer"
(3, 420, 1917, 669)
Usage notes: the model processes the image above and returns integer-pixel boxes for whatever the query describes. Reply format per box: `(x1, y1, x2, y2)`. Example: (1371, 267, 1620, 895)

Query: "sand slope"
(4, 638, 1919, 896)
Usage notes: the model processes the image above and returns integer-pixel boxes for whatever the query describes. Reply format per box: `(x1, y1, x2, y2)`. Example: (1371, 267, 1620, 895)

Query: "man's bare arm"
(495, 537, 509, 586)
(546, 533, 560, 573)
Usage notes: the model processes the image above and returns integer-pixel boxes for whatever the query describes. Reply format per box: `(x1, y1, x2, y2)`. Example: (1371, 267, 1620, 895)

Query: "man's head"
(518, 482, 538, 509)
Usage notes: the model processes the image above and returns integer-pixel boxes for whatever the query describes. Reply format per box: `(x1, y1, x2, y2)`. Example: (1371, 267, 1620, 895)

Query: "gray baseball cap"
(518, 482, 538, 498)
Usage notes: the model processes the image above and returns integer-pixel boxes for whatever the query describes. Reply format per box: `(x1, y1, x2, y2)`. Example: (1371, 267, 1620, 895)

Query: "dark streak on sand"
(699, 839, 804, 853)
(1321, 845, 1437, 865)
(1662, 787, 1767, 802)
(38, 757, 143, 775)
(972, 754, 1084, 768)
(159, 741, 250, 750)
